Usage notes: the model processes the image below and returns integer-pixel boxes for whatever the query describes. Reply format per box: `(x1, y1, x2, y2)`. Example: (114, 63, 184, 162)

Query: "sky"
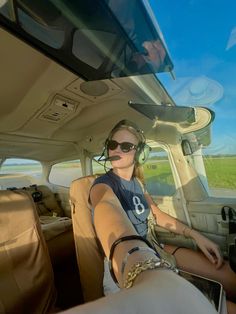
(149, 0, 236, 155)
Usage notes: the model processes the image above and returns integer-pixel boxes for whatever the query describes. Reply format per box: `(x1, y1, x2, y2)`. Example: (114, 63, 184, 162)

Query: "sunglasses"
(107, 140, 137, 153)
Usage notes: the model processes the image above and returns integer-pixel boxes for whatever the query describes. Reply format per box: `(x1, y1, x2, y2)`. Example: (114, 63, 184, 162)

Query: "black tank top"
(93, 170, 150, 237)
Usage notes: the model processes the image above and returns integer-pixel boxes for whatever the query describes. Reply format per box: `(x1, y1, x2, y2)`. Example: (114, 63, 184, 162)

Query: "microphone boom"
(100, 156, 121, 161)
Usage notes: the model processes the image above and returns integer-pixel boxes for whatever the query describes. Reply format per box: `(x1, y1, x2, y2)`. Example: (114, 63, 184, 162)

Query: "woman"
(87, 119, 236, 312)
(62, 121, 222, 313)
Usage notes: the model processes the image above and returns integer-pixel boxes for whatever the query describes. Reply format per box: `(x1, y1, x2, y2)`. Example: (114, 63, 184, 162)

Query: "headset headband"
(108, 120, 146, 143)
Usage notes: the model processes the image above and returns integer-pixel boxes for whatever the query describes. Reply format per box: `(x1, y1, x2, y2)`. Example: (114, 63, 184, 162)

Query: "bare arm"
(90, 183, 153, 284)
(145, 192, 223, 268)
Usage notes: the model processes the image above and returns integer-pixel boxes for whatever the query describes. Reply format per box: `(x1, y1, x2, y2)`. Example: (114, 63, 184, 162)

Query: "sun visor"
(128, 101, 214, 133)
(176, 107, 215, 133)
(0, 0, 173, 80)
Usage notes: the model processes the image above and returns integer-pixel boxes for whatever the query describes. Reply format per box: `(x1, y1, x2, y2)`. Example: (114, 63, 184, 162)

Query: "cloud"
(226, 26, 236, 51)
(160, 75, 224, 106)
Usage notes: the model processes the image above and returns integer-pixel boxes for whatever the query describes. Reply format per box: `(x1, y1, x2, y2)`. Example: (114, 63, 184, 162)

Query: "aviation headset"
(103, 119, 151, 165)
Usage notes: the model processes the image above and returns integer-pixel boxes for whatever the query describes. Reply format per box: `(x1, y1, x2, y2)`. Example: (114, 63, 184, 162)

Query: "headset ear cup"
(136, 143, 151, 165)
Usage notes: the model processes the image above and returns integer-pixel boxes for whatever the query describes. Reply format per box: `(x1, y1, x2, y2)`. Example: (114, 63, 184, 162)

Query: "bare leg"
(226, 300, 236, 314)
(61, 269, 218, 314)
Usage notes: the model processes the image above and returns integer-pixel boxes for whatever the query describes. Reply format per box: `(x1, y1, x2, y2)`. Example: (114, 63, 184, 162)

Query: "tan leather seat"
(70, 175, 104, 302)
(18, 185, 73, 263)
(0, 190, 56, 314)
(18, 184, 64, 217)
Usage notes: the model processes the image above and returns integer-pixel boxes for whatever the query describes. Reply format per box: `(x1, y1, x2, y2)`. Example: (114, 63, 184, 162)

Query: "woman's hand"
(132, 39, 166, 72)
(142, 40, 166, 66)
(190, 230, 223, 269)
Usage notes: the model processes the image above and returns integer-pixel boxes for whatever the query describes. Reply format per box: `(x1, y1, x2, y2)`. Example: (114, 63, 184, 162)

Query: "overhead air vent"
(80, 81, 109, 96)
(38, 95, 78, 123)
(66, 78, 122, 102)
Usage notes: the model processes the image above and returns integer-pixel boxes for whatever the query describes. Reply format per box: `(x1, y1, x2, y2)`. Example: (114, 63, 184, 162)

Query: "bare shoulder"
(90, 183, 114, 208)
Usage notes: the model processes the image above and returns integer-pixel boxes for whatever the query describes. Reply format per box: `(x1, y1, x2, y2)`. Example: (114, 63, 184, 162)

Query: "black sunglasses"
(107, 140, 137, 153)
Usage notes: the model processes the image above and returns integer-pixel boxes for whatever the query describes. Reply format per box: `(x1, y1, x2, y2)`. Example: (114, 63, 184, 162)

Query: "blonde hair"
(109, 124, 145, 183)
(133, 164, 145, 185)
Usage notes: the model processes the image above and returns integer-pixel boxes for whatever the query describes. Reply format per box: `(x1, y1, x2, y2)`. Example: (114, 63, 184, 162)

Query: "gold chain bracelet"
(124, 257, 179, 289)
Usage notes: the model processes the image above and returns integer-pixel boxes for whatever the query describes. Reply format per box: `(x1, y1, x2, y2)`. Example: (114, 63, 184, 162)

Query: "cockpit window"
(18, 9, 64, 49)
(0, 158, 42, 189)
(0, 0, 173, 80)
(154, 0, 236, 197)
(72, 29, 117, 70)
(143, 146, 176, 196)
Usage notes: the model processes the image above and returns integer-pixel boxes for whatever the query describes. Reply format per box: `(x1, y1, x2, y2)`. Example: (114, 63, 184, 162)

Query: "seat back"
(0, 190, 56, 314)
(19, 184, 64, 217)
(70, 175, 104, 302)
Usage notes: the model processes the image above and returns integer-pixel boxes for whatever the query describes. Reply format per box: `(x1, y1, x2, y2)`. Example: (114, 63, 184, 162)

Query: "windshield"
(0, 0, 173, 80)
(152, 1, 236, 195)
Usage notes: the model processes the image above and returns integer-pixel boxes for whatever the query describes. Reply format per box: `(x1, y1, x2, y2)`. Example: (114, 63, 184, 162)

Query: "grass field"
(144, 156, 236, 190)
(1, 157, 236, 191)
(203, 157, 236, 189)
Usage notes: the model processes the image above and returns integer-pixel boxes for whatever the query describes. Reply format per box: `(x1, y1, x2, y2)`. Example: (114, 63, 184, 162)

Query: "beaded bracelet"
(124, 257, 179, 289)
(121, 246, 159, 275)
